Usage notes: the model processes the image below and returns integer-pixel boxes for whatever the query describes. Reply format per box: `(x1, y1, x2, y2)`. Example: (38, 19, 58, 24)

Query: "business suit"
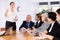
(47, 21, 60, 40)
(37, 22, 50, 32)
(34, 21, 43, 28)
(34, 21, 43, 36)
(19, 21, 34, 30)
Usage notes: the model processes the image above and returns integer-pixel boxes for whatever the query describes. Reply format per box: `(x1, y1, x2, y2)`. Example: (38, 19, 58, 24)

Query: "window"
(39, 2, 48, 13)
(50, 1, 59, 5)
(39, 2, 48, 5)
(51, 6, 60, 12)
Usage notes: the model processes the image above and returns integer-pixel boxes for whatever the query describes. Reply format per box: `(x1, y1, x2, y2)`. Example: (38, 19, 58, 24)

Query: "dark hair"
(56, 8, 60, 15)
(48, 12, 56, 21)
(10, 2, 15, 5)
(36, 13, 41, 20)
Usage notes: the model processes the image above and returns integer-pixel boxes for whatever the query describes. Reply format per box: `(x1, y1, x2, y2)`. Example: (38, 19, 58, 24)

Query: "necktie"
(27, 22, 30, 28)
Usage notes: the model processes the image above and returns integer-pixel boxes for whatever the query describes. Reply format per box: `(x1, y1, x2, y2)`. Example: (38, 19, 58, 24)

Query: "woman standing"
(4, 2, 18, 35)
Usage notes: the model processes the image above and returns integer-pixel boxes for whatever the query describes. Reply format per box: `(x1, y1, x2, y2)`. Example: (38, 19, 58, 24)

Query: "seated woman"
(34, 13, 43, 36)
(34, 13, 43, 28)
(19, 15, 34, 33)
(37, 13, 50, 32)
(39, 12, 60, 40)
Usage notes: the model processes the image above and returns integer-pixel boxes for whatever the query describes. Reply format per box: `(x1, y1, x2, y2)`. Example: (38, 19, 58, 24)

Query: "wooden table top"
(0, 31, 34, 40)
(0, 31, 50, 40)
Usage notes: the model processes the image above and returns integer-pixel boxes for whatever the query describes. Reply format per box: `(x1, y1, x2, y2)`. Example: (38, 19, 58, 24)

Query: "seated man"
(19, 15, 34, 33)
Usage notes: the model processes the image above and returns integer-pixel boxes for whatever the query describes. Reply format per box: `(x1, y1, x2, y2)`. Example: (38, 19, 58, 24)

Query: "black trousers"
(6, 21, 16, 31)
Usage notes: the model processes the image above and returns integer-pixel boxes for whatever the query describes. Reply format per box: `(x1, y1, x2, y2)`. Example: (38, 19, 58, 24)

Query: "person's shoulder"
(54, 21, 60, 26)
(39, 21, 44, 24)
(46, 22, 50, 24)
(30, 21, 34, 23)
(23, 21, 26, 22)
(55, 21, 59, 24)
(6, 8, 9, 10)
(23, 21, 26, 23)
(41, 21, 44, 23)
(6, 9, 8, 12)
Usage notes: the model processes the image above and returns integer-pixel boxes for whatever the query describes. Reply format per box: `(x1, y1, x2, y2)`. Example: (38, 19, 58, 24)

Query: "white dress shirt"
(6, 8, 17, 22)
(49, 22, 55, 32)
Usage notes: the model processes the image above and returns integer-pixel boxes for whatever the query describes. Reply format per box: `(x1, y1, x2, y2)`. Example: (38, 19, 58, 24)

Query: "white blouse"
(6, 8, 17, 22)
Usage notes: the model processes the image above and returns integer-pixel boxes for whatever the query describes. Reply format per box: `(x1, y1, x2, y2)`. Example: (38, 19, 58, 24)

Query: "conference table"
(0, 31, 50, 40)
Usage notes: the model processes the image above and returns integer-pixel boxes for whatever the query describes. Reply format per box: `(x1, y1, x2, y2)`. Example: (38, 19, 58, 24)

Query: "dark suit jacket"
(47, 21, 60, 40)
(19, 21, 34, 30)
(34, 21, 43, 28)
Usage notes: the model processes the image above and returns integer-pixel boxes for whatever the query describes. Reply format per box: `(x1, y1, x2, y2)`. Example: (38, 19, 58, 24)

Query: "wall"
(0, 0, 60, 30)
(0, 0, 39, 30)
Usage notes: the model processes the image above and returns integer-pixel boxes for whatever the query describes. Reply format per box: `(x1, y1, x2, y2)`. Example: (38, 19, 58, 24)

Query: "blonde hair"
(41, 13, 48, 21)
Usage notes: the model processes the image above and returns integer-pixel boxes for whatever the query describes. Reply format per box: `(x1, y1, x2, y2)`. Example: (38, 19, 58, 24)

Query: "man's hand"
(27, 28, 34, 33)
(20, 27, 26, 32)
